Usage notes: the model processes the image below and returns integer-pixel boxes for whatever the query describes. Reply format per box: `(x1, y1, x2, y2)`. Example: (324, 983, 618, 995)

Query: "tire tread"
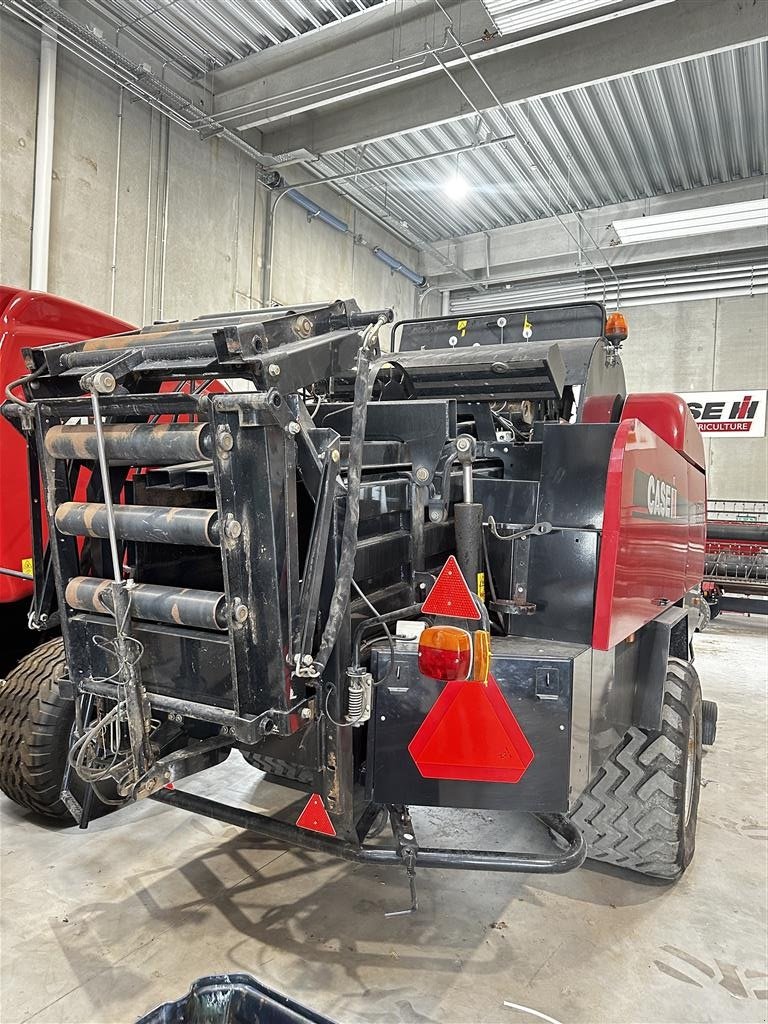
(0, 638, 73, 818)
(570, 657, 702, 879)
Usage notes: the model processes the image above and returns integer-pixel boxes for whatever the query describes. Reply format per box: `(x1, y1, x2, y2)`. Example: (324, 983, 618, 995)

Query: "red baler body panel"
(593, 412, 706, 650)
(0, 287, 133, 603)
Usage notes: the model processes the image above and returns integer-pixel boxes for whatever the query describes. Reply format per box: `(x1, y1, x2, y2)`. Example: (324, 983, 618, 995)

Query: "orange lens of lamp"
(471, 629, 491, 683)
(605, 311, 628, 342)
(418, 626, 472, 682)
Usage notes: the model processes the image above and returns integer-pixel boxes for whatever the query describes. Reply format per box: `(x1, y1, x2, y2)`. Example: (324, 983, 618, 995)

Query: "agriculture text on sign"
(677, 390, 767, 437)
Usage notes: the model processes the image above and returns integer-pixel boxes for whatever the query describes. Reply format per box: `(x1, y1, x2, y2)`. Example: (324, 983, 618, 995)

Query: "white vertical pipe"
(30, 14, 58, 292)
(158, 118, 170, 320)
(109, 88, 125, 315)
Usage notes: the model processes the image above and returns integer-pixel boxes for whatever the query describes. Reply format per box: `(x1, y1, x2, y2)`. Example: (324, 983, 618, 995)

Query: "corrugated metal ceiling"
(484, 0, 651, 35)
(302, 41, 767, 243)
(70, 1, 767, 249)
(85, 0, 385, 77)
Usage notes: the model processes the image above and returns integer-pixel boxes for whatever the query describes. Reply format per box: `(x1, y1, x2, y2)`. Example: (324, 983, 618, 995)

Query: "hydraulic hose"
(312, 315, 389, 675)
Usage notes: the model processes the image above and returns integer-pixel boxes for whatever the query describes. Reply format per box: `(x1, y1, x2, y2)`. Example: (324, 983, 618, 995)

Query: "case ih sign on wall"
(678, 391, 767, 436)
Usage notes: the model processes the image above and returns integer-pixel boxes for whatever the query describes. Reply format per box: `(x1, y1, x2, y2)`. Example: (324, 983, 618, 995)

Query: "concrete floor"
(1, 617, 766, 1024)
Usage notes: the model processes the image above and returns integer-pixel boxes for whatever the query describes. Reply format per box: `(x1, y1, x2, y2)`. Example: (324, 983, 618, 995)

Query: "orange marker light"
(418, 625, 472, 682)
(471, 629, 491, 684)
(605, 311, 628, 343)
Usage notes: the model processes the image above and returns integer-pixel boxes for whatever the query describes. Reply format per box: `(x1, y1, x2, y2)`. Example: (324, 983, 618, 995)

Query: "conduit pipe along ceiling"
(612, 199, 768, 244)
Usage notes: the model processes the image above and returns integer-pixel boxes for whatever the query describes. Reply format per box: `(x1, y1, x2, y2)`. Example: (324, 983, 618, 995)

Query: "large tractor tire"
(241, 751, 314, 788)
(570, 657, 702, 880)
(702, 699, 718, 747)
(0, 637, 109, 820)
(695, 598, 711, 633)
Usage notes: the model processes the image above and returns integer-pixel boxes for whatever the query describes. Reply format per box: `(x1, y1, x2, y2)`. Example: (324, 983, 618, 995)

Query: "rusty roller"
(65, 577, 229, 631)
(44, 422, 213, 465)
(55, 502, 220, 546)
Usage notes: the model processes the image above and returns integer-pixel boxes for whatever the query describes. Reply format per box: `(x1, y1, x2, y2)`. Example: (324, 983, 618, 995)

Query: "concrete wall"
(0, 12, 419, 328)
(270, 179, 417, 320)
(621, 293, 768, 500)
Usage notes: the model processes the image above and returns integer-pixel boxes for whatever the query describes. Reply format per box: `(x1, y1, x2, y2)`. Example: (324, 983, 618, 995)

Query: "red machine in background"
(0, 287, 133, 673)
(703, 501, 768, 620)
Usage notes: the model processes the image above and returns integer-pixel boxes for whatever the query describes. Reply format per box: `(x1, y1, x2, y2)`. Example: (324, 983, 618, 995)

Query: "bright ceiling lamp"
(613, 199, 768, 243)
(445, 152, 469, 203)
(445, 173, 469, 202)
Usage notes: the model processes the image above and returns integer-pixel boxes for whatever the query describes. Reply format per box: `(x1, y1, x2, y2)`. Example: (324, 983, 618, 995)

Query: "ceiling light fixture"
(445, 151, 469, 203)
(445, 173, 469, 202)
(612, 199, 768, 244)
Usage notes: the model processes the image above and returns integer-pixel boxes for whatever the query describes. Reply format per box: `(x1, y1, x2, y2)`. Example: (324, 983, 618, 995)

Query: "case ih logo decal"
(678, 390, 767, 437)
(633, 471, 680, 521)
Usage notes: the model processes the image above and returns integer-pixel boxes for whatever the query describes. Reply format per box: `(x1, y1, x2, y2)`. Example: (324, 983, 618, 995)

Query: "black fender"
(632, 605, 690, 731)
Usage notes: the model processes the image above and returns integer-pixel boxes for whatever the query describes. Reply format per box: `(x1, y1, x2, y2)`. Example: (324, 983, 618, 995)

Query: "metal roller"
(55, 502, 220, 546)
(705, 553, 768, 579)
(707, 522, 768, 544)
(65, 576, 229, 631)
(44, 422, 213, 465)
(62, 339, 218, 370)
(76, 324, 215, 352)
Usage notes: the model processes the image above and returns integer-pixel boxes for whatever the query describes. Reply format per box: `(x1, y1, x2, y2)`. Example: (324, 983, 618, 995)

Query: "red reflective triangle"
(421, 556, 480, 619)
(408, 675, 534, 783)
(296, 793, 336, 836)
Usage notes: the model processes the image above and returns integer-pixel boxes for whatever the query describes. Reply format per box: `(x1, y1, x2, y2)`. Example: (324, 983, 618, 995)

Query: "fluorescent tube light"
(613, 199, 768, 244)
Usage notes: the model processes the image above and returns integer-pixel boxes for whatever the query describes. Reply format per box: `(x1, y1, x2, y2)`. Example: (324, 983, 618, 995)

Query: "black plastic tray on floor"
(137, 973, 336, 1024)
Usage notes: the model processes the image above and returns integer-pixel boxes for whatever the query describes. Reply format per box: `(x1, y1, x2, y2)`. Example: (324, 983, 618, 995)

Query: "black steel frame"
(2, 298, 636, 882)
(152, 787, 587, 874)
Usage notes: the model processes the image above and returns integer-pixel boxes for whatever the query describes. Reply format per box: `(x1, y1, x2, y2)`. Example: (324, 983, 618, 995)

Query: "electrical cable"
(323, 684, 369, 728)
(351, 580, 396, 687)
(490, 407, 533, 442)
(5, 366, 46, 408)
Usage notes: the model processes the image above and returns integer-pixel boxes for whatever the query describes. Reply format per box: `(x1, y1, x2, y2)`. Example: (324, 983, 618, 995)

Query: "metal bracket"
(384, 805, 419, 917)
(78, 347, 144, 390)
(511, 535, 535, 614)
(133, 735, 233, 800)
(316, 400, 456, 488)
(486, 522, 552, 617)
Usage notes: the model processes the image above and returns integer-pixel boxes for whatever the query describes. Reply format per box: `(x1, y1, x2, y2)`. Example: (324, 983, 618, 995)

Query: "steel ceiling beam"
(249, 0, 768, 159)
(211, 0, 490, 138)
(420, 179, 768, 289)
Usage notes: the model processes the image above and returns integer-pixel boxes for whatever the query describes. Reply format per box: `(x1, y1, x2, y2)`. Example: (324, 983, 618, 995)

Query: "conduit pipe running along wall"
(285, 190, 349, 233)
(30, 1, 57, 291)
(373, 247, 426, 287)
(262, 184, 426, 306)
(109, 87, 124, 314)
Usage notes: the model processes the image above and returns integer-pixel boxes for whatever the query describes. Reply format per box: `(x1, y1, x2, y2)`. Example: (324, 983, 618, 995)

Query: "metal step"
(143, 462, 211, 489)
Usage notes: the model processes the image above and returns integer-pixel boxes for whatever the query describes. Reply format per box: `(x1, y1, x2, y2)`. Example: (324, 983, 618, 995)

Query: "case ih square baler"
(0, 299, 715, 904)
